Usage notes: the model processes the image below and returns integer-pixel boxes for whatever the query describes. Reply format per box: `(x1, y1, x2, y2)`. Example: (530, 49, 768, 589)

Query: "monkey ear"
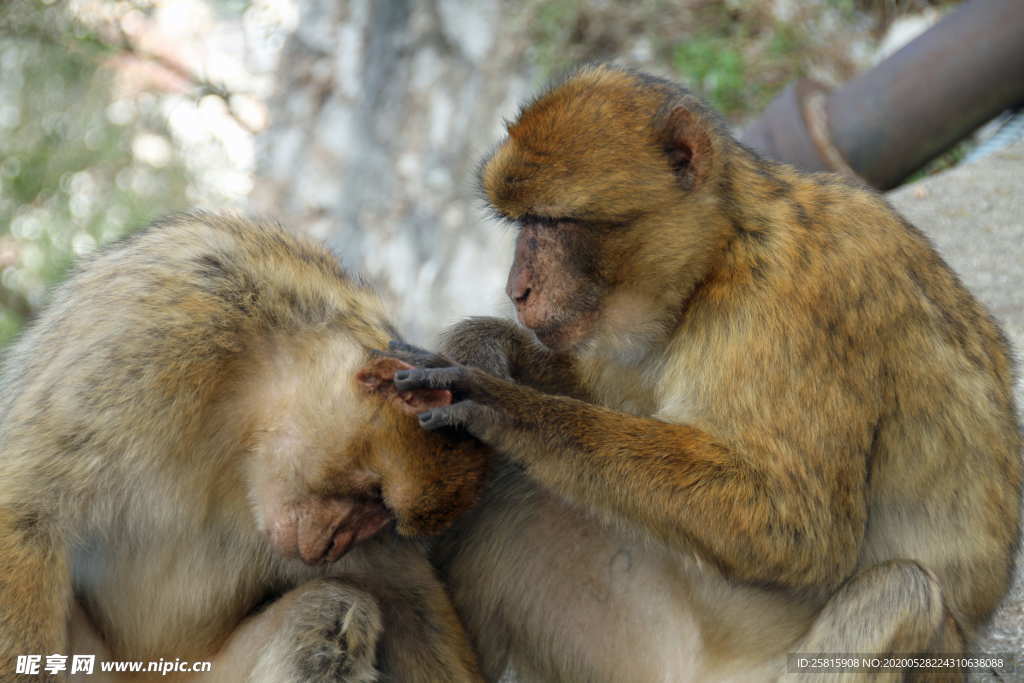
(356, 357, 452, 416)
(356, 356, 408, 394)
(661, 101, 714, 191)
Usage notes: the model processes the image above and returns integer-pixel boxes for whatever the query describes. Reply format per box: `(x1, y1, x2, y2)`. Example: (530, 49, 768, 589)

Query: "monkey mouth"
(287, 495, 395, 566)
(320, 501, 394, 564)
(530, 313, 595, 351)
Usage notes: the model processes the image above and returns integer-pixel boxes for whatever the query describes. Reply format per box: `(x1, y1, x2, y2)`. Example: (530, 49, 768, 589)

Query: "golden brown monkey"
(0, 212, 485, 683)
(385, 65, 1022, 682)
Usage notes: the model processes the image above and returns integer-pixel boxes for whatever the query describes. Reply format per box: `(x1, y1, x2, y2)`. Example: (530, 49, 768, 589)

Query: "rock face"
(252, 0, 531, 343)
(889, 141, 1024, 680)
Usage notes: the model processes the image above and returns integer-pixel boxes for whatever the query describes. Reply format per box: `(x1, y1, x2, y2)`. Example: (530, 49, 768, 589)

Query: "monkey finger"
(418, 401, 504, 446)
(387, 340, 431, 355)
(394, 366, 472, 394)
(385, 340, 452, 368)
(418, 406, 457, 431)
(380, 348, 446, 370)
(367, 347, 446, 374)
(417, 402, 478, 431)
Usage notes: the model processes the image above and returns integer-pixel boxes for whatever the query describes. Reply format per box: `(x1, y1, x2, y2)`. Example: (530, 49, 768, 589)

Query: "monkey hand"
(382, 340, 454, 369)
(392, 363, 518, 445)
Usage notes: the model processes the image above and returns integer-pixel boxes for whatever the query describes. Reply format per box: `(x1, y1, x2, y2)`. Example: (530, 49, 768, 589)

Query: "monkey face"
(506, 219, 607, 351)
(246, 353, 486, 566)
(479, 67, 720, 353)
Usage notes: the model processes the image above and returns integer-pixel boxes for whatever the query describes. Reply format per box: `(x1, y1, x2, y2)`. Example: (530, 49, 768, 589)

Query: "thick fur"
(0, 212, 484, 682)
(395, 65, 1021, 681)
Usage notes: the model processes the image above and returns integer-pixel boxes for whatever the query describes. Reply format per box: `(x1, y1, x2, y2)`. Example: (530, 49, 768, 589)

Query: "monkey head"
(241, 343, 486, 566)
(353, 355, 487, 537)
(480, 65, 732, 354)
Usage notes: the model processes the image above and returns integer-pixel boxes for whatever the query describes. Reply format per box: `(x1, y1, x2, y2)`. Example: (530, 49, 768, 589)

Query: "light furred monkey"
(386, 65, 1022, 682)
(0, 212, 485, 683)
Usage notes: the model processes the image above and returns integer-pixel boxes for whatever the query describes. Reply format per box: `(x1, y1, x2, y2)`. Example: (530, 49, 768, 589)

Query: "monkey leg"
(231, 556, 482, 683)
(66, 581, 383, 683)
(792, 560, 965, 682)
(361, 544, 485, 683)
(0, 510, 71, 683)
(243, 578, 382, 683)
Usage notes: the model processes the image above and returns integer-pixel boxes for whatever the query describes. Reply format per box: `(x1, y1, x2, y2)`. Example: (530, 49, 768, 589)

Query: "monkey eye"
(520, 213, 558, 227)
(519, 214, 581, 229)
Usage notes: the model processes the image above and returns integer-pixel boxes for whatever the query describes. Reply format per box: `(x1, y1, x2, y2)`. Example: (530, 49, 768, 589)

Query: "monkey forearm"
(461, 374, 860, 590)
(0, 517, 71, 682)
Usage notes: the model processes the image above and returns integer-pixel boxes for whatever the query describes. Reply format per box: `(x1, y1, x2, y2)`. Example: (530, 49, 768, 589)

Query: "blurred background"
(2, 0, 1001, 346)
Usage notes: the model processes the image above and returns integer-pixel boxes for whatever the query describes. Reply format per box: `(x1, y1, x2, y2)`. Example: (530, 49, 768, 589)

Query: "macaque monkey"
(0, 213, 485, 683)
(386, 65, 1022, 681)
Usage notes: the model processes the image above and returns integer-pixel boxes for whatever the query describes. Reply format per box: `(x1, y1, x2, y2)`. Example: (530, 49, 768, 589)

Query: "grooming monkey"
(0, 213, 485, 683)
(386, 65, 1022, 681)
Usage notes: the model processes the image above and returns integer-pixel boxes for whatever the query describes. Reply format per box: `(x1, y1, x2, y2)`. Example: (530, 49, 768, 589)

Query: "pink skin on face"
(506, 225, 602, 351)
(269, 495, 395, 565)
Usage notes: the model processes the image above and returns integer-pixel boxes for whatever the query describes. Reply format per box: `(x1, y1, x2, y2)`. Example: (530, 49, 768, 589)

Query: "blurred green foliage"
(673, 34, 748, 116)
(0, 1, 192, 346)
(530, 0, 581, 80)
(671, 5, 816, 118)
(525, 0, 863, 122)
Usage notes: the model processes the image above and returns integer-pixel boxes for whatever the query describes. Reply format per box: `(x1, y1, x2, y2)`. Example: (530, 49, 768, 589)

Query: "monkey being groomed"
(0, 213, 486, 683)
(385, 65, 1023, 682)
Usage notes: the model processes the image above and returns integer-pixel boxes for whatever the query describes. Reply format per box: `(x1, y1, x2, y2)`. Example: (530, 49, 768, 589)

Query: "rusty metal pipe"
(741, 79, 834, 175)
(830, 0, 1024, 189)
(742, 0, 1024, 190)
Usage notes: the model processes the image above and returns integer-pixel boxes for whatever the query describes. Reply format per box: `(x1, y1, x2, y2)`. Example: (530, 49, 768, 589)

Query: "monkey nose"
(510, 286, 531, 306)
(506, 273, 532, 307)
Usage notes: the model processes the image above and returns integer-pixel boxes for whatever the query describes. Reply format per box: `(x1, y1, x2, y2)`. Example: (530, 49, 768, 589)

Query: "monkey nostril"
(505, 269, 533, 305)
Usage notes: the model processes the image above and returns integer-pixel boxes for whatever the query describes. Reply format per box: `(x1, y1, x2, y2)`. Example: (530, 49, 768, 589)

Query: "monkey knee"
(280, 579, 383, 683)
(857, 561, 947, 621)
(860, 561, 958, 650)
(803, 561, 962, 657)
(439, 318, 516, 378)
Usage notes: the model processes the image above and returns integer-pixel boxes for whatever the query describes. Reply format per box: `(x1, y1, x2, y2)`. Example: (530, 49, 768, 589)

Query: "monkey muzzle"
(270, 495, 395, 565)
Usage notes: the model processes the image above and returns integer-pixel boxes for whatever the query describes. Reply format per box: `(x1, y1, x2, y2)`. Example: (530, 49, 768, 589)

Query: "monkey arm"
(0, 509, 72, 682)
(393, 365, 864, 592)
(439, 317, 585, 398)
